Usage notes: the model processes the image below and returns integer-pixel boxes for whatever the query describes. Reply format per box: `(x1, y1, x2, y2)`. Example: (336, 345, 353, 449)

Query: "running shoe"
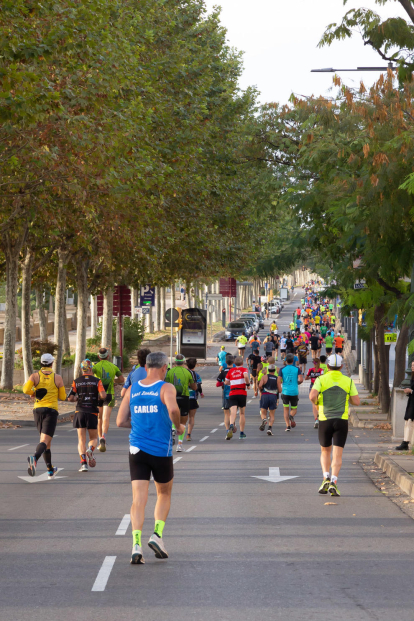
(98, 438, 106, 453)
(259, 418, 267, 431)
(318, 478, 330, 494)
(329, 481, 341, 496)
(267, 428, 273, 436)
(289, 414, 296, 428)
(148, 534, 169, 559)
(176, 443, 183, 452)
(47, 466, 58, 480)
(86, 447, 96, 467)
(285, 426, 291, 432)
(226, 426, 234, 440)
(186, 434, 191, 442)
(130, 544, 145, 565)
(314, 420, 319, 429)
(27, 456, 37, 477)
(79, 462, 88, 472)
(239, 432, 247, 440)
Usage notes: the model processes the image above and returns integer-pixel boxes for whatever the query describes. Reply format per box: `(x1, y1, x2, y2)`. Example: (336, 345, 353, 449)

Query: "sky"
(203, 0, 406, 105)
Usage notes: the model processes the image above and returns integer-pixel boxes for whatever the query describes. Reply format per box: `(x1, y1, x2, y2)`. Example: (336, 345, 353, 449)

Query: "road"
(1, 290, 413, 620)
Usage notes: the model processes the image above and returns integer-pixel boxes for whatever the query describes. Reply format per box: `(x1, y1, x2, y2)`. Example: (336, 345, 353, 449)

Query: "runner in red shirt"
(306, 358, 324, 429)
(225, 356, 250, 441)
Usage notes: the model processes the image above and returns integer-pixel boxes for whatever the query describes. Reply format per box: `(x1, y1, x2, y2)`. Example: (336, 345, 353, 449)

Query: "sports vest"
(34, 369, 59, 410)
(129, 380, 172, 457)
(262, 374, 278, 394)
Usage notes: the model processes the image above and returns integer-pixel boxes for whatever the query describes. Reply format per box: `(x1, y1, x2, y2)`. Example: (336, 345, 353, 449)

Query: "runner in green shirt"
(324, 334, 334, 354)
(236, 334, 248, 360)
(93, 348, 124, 452)
(165, 354, 197, 452)
(320, 325, 328, 337)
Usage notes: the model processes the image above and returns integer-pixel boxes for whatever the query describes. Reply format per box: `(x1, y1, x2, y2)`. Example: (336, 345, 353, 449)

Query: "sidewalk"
(0, 393, 75, 428)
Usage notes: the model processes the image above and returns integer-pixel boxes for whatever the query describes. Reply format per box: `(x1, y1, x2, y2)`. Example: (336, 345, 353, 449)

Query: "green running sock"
(172, 424, 176, 430)
(154, 520, 165, 538)
(132, 530, 141, 547)
(178, 432, 185, 442)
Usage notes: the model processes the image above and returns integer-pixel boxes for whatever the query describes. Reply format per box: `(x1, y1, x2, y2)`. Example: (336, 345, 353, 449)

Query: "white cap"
(327, 354, 343, 368)
(41, 353, 55, 364)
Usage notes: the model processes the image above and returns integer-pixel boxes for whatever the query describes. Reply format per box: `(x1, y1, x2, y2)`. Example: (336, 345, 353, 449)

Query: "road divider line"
(186, 446, 196, 452)
(219, 422, 225, 426)
(8, 444, 29, 451)
(210, 428, 218, 433)
(173, 456, 182, 464)
(199, 436, 209, 442)
(247, 400, 252, 404)
(91, 556, 116, 592)
(68, 429, 77, 432)
(115, 514, 130, 536)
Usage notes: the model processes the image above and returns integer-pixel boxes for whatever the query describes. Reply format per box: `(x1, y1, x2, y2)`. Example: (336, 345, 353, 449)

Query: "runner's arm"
(98, 380, 106, 401)
(67, 380, 77, 402)
(55, 375, 67, 400)
(244, 372, 250, 388)
(162, 383, 183, 433)
(116, 386, 132, 428)
(277, 376, 282, 393)
(298, 371, 304, 385)
(309, 388, 319, 405)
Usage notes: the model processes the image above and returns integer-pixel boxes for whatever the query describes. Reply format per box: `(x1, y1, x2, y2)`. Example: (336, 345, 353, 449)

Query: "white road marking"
(115, 514, 130, 536)
(18, 468, 66, 483)
(219, 422, 225, 426)
(247, 400, 252, 404)
(186, 446, 196, 452)
(210, 428, 218, 433)
(252, 467, 298, 483)
(199, 436, 209, 442)
(67, 428, 77, 432)
(8, 444, 29, 451)
(173, 456, 182, 464)
(91, 556, 117, 592)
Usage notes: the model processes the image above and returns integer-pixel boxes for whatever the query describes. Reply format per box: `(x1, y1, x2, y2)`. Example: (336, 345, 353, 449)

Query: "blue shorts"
(260, 393, 278, 411)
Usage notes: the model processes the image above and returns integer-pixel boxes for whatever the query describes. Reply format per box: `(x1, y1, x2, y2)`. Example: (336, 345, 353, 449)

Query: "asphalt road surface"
(1, 292, 413, 621)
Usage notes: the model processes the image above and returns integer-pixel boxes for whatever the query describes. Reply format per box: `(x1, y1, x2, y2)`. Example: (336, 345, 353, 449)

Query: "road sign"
(180, 308, 207, 359)
(165, 307, 179, 327)
(251, 467, 298, 483)
(141, 307, 150, 315)
(354, 280, 367, 290)
(97, 285, 131, 317)
(219, 277, 236, 298)
(384, 332, 397, 343)
(140, 284, 155, 306)
(207, 294, 223, 300)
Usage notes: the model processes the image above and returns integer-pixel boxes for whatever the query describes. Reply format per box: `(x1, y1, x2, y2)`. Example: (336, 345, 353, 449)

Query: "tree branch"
(398, 0, 414, 25)
(376, 276, 404, 299)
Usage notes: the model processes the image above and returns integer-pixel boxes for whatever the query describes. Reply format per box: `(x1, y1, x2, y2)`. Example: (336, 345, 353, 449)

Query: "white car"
(269, 305, 280, 315)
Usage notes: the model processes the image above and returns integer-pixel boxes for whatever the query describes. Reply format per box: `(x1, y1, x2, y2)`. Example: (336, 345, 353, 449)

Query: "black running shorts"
(335, 347, 343, 354)
(73, 410, 98, 430)
(250, 369, 257, 378)
(318, 418, 348, 448)
(299, 356, 307, 365)
(33, 407, 58, 437)
(228, 394, 247, 408)
(188, 398, 199, 411)
(129, 449, 174, 483)
(326, 348, 332, 354)
(281, 394, 299, 408)
(176, 395, 190, 417)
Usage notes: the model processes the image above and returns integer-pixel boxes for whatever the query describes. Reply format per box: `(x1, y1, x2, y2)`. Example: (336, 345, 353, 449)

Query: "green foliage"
(123, 317, 145, 356)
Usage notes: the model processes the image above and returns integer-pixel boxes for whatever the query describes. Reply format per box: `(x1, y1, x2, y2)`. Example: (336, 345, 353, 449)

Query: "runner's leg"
(331, 446, 344, 478)
(187, 409, 196, 438)
(239, 407, 246, 432)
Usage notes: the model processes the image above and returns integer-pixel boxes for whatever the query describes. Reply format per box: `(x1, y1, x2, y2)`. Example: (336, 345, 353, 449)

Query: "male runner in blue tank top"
(117, 351, 184, 565)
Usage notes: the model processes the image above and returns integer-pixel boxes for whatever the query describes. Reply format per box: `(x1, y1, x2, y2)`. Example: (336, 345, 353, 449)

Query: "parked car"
(239, 313, 260, 331)
(249, 311, 265, 328)
(224, 322, 250, 341)
(269, 305, 280, 315)
(237, 318, 254, 336)
(272, 297, 284, 310)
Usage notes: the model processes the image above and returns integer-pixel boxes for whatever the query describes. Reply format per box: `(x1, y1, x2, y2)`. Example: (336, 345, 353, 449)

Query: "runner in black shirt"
(310, 332, 323, 361)
(306, 358, 324, 429)
(68, 360, 106, 472)
(247, 349, 262, 397)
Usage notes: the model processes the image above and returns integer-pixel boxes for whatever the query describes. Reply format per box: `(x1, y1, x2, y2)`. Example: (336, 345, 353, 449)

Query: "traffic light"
(177, 307, 183, 330)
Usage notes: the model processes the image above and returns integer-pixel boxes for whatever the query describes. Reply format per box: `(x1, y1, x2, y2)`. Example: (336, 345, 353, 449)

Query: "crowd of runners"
(21, 284, 360, 565)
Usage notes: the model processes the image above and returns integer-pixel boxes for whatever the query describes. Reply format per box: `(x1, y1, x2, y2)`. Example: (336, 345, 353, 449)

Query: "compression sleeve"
(23, 379, 35, 395)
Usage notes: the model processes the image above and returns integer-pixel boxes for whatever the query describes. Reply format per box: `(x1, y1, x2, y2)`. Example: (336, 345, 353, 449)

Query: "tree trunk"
(101, 288, 113, 349)
(53, 249, 70, 375)
(373, 330, 380, 395)
(63, 302, 70, 356)
(21, 247, 34, 382)
(0, 226, 27, 390)
(375, 305, 391, 414)
(90, 295, 98, 338)
(154, 286, 160, 331)
(394, 322, 409, 388)
(74, 259, 89, 379)
(35, 288, 48, 341)
(160, 287, 166, 330)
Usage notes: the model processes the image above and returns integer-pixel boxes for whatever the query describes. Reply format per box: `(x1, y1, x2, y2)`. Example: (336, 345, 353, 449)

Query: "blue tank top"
(129, 380, 173, 457)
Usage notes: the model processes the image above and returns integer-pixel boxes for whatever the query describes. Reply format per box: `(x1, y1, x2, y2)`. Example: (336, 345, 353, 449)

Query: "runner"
(296, 338, 309, 374)
(273, 333, 280, 361)
(259, 364, 279, 436)
(68, 359, 106, 472)
(309, 354, 360, 496)
(324, 332, 334, 355)
(225, 356, 250, 440)
(270, 321, 277, 334)
(121, 348, 151, 398)
(306, 358, 324, 429)
(216, 345, 229, 367)
(289, 319, 296, 333)
(279, 333, 287, 360)
(93, 348, 124, 452)
(116, 351, 184, 564)
(216, 354, 237, 434)
(277, 353, 303, 431)
(310, 331, 323, 360)
(23, 353, 67, 478)
(186, 358, 203, 441)
(235, 333, 248, 359)
(249, 332, 261, 355)
(165, 354, 197, 452)
(319, 355, 328, 374)
(247, 348, 262, 397)
(334, 332, 344, 354)
(263, 333, 276, 359)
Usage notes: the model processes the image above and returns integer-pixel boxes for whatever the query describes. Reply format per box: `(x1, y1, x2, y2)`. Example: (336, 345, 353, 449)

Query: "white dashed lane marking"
(8, 444, 29, 451)
(115, 514, 130, 536)
(91, 556, 116, 592)
(186, 446, 196, 452)
(199, 436, 209, 442)
(210, 428, 218, 433)
(173, 456, 183, 464)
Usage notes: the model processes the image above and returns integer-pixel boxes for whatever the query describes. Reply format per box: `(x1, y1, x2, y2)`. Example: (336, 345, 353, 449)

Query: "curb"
(0, 411, 74, 428)
(349, 408, 388, 429)
(374, 452, 414, 499)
